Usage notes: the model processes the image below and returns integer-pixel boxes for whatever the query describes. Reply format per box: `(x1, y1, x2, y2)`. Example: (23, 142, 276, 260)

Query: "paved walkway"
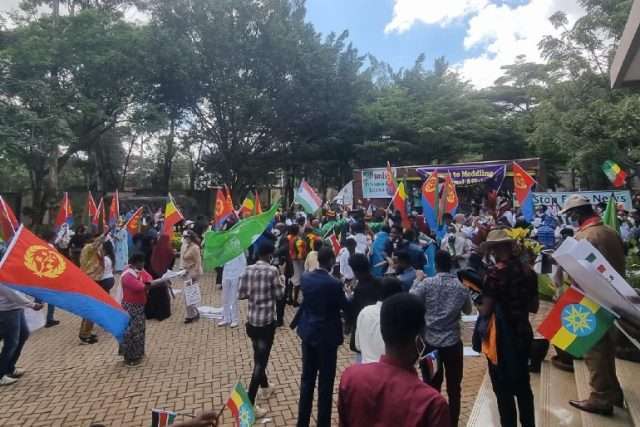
(1, 273, 487, 426)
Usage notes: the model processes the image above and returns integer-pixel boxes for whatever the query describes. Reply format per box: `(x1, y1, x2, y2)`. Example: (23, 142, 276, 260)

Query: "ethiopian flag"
(226, 383, 255, 427)
(602, 160, 627, 188)
(163, 193, 184, 234)
(538, 287, 615, 358)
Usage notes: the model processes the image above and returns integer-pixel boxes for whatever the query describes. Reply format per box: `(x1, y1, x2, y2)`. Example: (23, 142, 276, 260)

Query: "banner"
(416, 164, 507, 187)
(533, 190, 632, 211)
(362, 168, 396, 198)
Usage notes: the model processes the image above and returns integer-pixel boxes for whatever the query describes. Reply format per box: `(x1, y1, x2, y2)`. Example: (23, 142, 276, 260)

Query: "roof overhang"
(611, 0, 640, 88)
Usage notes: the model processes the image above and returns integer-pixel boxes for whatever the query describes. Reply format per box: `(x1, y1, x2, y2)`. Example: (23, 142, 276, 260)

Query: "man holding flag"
(558, 195, 626, 416)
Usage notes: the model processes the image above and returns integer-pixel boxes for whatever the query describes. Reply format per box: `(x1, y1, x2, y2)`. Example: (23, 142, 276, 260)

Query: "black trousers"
(246, 323, 276, 404)
(420, 340, 463, 427)
(488, 344, 535, 427)
(297, 341, 338, 427)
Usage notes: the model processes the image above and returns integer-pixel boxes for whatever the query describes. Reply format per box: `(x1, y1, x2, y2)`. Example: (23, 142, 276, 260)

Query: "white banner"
(534, 190, 632, 211)
(362, 169, 395, 199)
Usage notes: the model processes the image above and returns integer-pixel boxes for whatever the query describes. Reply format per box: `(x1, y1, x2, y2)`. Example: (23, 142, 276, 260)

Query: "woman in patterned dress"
(120, 253, 152, 367)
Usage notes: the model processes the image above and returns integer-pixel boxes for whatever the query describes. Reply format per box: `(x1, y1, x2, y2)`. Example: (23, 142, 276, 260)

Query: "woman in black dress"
(145, 233, 175, 320)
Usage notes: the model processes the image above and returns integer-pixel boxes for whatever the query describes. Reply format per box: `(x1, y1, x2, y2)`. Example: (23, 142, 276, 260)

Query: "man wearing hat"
(559, 194, 625, 416)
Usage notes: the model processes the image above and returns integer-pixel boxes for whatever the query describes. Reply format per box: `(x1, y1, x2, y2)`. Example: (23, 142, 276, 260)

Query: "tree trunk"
(121, 134, 139, 190)
(161, 119, 176, 193)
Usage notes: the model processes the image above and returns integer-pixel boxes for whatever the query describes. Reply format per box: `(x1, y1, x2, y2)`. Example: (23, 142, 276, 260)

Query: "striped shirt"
(238, 261, 284, 327)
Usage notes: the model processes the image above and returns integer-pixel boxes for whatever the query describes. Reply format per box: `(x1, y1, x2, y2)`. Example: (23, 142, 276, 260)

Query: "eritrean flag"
(421, 171, 439, 232)
(214, 188, 233, 229)
(512, 162, 536, 222)
(108, 189, 120, 227)
(0, 196, 19, 241)
(386, 161, 397, 196)
(439, 173, 458, 223)
(0, 226, 129, 341)
(602, 160, 627, 188)
(226, 383, 255, 427)
(163, 193, 184, 234)
(86, 192, 99, 226)
(54, 192, 73, 231)
(151, 409, 176, 427)
(125, 207, 144, 236)
(538, 286, 615, 358)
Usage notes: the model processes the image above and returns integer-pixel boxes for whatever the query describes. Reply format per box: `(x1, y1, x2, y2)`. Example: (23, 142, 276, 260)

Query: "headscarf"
(150, 234, 175, 277)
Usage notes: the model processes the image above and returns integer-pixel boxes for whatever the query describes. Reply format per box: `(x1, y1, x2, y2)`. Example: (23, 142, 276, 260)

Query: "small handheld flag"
(108, 190, 120, 227)
(328, 231, 341, 256)
(512, 162, 536, 222)
(0, 226, 130, 341)
(0, 196, 19, 241)
(226, 383, 255, 427)
(295, 180, 322, 214)
(602, 160, 627, 188)
(125, 207, 144, 236)
(54, 192, 73, 230)
(163, 193, 184, 234)
(151, 409, 177, 427)
(537, 287, 615, 358)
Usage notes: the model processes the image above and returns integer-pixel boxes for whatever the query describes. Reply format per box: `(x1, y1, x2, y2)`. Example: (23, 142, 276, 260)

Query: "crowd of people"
(1, 193, 639, 427)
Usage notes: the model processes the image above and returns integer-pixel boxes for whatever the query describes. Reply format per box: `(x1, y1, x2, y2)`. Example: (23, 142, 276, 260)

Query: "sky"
(305, 0, 585, 87)
(0, 0, 585, 88)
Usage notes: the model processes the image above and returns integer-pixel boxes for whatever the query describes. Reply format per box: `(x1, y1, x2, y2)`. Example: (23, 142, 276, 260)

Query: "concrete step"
(538, 360, 582, 427)
(616, 358, 640, 426)
(574, 360, 633, 427)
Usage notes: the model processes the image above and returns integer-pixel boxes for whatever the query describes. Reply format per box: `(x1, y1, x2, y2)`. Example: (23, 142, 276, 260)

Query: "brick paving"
(0, 273, 487, 426)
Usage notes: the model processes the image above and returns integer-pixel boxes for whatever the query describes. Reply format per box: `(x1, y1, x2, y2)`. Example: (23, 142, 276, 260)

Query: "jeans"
(0, 309, 29, 377)
(297, 341, 338, 427)
(221, 278, 240, 324)
(46, 304, 56, 323)
(246, 323, 276, 404)
(420, 340, 463, 427)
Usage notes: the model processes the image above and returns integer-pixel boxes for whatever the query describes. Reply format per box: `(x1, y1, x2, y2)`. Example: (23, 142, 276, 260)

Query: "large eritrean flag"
(0, 196, 19, 241)
(163, 193, 184, 234)
(125, 207, 144, 236)
(421, 171, 439, 231)
(108, 190, 120, 227)
(0, 226, 129, 341)
(439, 173, 459, 223)
(602, 160, 627, 188)
(512, 161, 536, 222)
(537, 286, 615, 358)
(86, 192, 99, 226)
(295, 180, 322, 214)
(226, 383, 255, 427)
(214, 188, 234, 229)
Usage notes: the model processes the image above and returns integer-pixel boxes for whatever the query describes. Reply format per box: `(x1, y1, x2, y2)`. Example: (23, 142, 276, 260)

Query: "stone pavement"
(0, 273, 487, 426)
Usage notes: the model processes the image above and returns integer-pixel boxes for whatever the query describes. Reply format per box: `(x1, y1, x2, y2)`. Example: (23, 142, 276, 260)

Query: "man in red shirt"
(338, 293, 450, 427)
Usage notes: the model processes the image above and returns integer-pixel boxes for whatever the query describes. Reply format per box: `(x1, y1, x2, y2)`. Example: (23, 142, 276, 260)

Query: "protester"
(238, 242, 284, 418)
(348, 254, 380, 360)
(296, 247, 349, 427)
(40, 229, 60, 327)
(181, 230, 203, 324)
(477, 229, 538, 427)
(355, 277, 403, 363)
(0, 285, 43, 386)
(120, 254, 152, 367)
(392, 250, 416, 292)
(338, 238, 357, 284)
(304, 240, 321, 273)
(146, 233, 175, 321)
(440, 226, 472, 271)
(351, 222, 370, 255)
(411, 250, 472, 427)
(370, 225, 392, 277)
(99, 240, 116, 293)
(560, 195, 625, 416)
(78, 233, 106, 344)
(69, 225, 89, 266)
(288, 224, 306, 307)
(338, 293, 450, 426)
(112, 220, 129, 272)
(219, 252, 247, 328)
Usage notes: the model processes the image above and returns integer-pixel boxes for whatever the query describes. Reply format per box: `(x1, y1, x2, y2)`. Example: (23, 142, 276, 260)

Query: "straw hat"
(559, 195, 591, 214)
(483, 229, 515, 246)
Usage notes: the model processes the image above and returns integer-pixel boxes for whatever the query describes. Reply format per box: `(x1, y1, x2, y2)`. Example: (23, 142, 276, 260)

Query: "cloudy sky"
(0, 0, 585, 88)
(306, 0, 585, 87)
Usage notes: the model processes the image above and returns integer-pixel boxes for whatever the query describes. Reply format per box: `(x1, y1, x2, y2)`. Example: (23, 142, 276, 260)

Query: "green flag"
(203, 201, 280, 270)
(602, 195, 619, 233)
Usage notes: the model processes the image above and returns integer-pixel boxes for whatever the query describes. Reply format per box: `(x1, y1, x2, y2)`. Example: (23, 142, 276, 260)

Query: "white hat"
(559, 195, 591, 214)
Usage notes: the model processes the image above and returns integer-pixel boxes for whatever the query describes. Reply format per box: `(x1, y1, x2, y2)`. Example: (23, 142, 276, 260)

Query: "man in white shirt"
(355, 277, 403, 363)
(219, 253, 247, 328)
(440, 226, 473, 271)
(0, 284, 43, 386)
(338, 238, 357, 284)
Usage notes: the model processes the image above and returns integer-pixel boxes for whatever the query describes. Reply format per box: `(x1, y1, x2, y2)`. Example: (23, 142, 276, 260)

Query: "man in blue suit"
(296, 246, 349, 427)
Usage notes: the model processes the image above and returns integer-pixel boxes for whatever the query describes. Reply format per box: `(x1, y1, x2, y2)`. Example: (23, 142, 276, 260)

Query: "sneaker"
(217, 321, 229, 327)
(254, 405, 268, 419)
(9, 368, 25, 378)
(125, 359, 142, 368)
(44, 320, 60, 328)
(0, 375, 18, 386)
(80, 336, 98, 345)
(230, 322, 239, 328)
(259, 387, 274, 400)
